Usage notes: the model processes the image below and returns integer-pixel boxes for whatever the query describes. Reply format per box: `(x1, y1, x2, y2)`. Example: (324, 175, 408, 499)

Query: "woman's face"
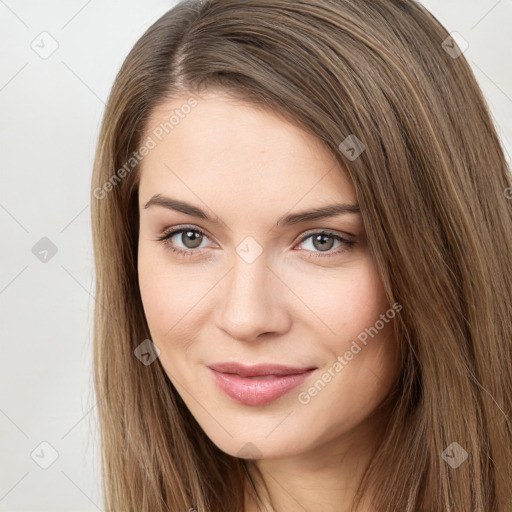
(137, 91, 401, 460)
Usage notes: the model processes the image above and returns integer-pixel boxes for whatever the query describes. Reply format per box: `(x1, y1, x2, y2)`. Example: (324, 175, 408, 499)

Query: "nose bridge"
(215, 250, 289, 341)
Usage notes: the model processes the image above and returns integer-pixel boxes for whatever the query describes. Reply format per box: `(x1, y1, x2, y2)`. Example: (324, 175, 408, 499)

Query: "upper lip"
(208, 362, 317, 377)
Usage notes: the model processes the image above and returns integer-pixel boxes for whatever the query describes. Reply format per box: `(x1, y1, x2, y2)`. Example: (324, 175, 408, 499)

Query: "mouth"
(207, 362, 317, 406)
(208, 362, 317, 377)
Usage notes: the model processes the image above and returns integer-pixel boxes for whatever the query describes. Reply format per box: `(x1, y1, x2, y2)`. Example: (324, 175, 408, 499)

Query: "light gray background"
(1, 1, 511, 510)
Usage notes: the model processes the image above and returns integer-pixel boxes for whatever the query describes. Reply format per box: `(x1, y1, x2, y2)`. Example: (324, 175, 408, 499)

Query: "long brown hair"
(90, 1, 512, 510)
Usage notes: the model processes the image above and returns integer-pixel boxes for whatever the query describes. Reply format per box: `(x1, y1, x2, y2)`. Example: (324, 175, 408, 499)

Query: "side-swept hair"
(91, 1, 512, 510)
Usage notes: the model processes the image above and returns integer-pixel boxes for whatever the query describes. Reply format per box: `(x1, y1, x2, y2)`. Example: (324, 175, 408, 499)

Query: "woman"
(90, 1, 512, 510)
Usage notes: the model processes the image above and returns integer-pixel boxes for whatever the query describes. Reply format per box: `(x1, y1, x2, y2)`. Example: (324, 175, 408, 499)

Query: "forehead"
(138, 92, 357, 211)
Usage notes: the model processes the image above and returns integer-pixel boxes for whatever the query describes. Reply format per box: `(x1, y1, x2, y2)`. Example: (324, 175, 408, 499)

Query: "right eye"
(156, 225, 216, 257)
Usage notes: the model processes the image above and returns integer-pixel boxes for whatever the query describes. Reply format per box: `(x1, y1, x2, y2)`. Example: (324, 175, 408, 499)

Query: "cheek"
(334, 270, 390, 339)
(137, 259, 168, 336)
(290, 258, 390, 342)
(293, 258, 399, 388)
(295, 265, 399, 434)
(330, 267, 400, 402)
(137, 245, 217, 350)
(137, 255, 197, 381)
(138, 244, 187, 342)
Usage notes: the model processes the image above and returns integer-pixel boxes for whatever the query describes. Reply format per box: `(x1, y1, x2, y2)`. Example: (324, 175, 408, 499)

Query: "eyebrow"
(143, 194, 361, 227)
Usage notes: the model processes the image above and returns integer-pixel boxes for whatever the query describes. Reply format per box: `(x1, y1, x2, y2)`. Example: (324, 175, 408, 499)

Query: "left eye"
(295, 231, 356, 257)
(298, 232, 342, 252)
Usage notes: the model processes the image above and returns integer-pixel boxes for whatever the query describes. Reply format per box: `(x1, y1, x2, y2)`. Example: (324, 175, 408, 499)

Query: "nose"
(214, 254, 292, 342)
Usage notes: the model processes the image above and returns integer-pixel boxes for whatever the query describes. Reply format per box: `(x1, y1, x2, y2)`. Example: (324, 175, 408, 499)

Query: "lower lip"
(208, 368, 316, 406)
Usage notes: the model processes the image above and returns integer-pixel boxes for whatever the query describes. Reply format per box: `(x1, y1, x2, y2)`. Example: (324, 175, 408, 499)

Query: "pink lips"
(208, 362, 317, 406)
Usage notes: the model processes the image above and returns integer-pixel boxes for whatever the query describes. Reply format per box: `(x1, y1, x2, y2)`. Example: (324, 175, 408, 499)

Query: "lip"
(207, 362, 317, 406)
(209, 362, 317, 377)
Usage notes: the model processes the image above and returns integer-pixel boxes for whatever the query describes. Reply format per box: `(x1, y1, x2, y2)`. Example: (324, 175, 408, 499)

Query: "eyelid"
(295, 227, 356, 243)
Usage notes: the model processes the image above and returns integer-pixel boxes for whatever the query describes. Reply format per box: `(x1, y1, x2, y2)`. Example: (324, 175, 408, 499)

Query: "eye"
(155, 225, 216, 257)
(155, 226, 357, 259)
(294, 230, 357, 258)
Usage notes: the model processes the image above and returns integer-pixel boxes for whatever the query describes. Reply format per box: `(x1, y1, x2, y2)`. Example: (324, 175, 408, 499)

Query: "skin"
(137, 91, 401, 512)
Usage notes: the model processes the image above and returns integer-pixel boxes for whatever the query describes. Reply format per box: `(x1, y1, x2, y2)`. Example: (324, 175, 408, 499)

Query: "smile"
(207, 363, 317, 406)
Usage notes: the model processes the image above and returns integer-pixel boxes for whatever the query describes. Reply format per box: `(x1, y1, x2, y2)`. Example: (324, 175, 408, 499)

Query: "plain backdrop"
(1, 1, 511, 510)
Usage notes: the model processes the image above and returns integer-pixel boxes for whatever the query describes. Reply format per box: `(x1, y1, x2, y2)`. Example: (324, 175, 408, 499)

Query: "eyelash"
(155, 225, 357, 259)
